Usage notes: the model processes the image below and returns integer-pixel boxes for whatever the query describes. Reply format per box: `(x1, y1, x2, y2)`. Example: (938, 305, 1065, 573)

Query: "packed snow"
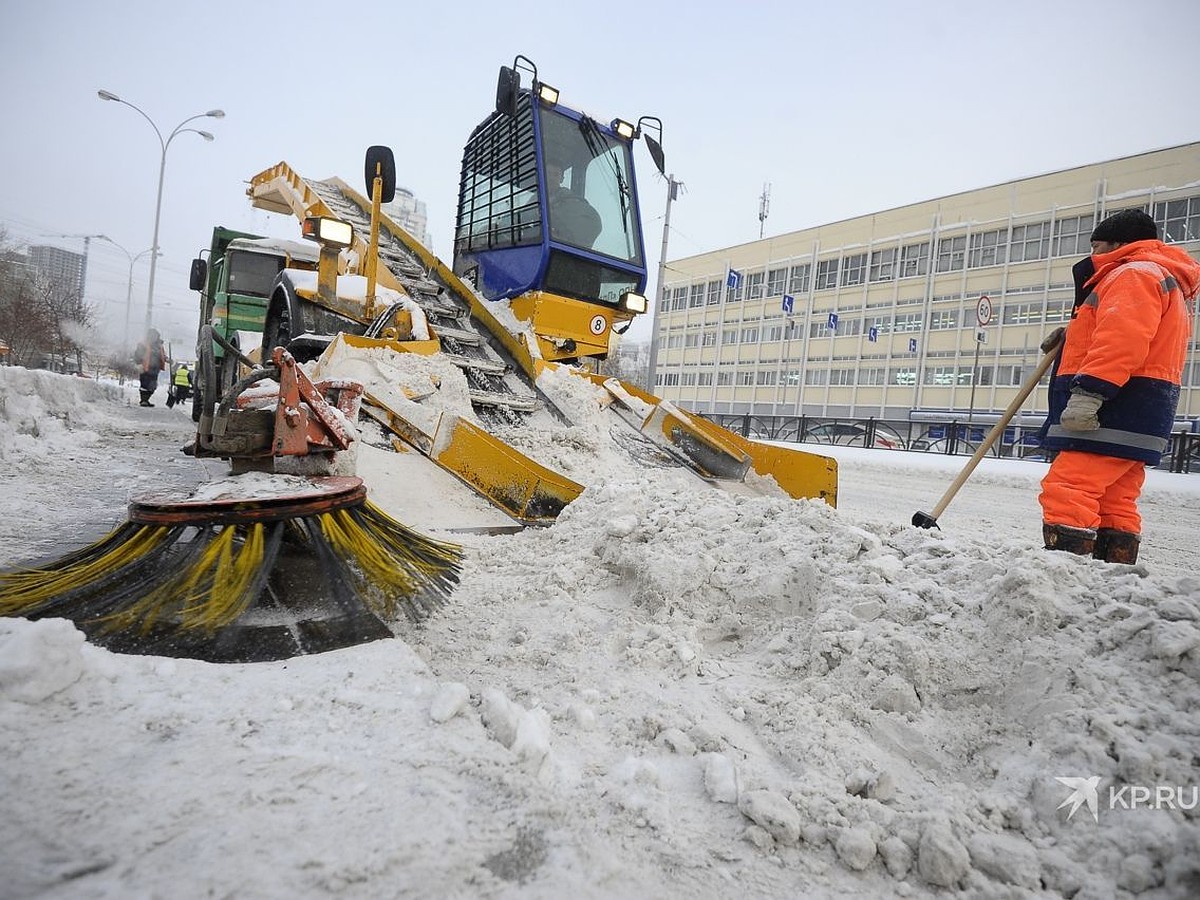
(2, 364, 1199, 899)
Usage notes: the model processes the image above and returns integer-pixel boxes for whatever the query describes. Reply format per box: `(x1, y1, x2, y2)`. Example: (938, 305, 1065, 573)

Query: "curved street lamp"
(97, 90, 224, 336)
(95, 235, 157, 349)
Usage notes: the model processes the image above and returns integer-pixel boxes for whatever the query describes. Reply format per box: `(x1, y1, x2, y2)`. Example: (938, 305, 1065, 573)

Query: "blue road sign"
(726, 268, 742, 290)
(868, 326, 878, 342)
(909, 338, 918, 353)
(828, 312, 839, 330)
(782, 294, 794, 314)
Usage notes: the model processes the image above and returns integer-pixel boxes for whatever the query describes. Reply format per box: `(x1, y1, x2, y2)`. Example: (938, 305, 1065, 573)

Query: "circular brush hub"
(128, 476, 367, 526)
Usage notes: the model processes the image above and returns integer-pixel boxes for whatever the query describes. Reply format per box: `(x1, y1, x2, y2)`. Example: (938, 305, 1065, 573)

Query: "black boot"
(1043, 524, 1097, 556)
(1094, 529, 1140, 564)
(139, 390, 153, 407)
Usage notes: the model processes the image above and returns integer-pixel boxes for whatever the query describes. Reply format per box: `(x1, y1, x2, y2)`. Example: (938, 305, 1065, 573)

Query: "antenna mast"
(758, 182, 771, 239)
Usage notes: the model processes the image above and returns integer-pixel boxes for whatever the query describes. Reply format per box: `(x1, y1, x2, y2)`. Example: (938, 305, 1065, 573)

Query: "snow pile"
(2, 365, 1199, 898)
(0, 366, 134, 469)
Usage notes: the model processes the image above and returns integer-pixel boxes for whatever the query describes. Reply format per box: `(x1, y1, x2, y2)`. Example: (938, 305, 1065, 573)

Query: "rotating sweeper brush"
(0, 337, 462, 663)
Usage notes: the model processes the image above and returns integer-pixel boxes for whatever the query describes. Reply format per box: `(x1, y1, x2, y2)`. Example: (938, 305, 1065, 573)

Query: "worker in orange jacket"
(1040, 209, 1200, 563)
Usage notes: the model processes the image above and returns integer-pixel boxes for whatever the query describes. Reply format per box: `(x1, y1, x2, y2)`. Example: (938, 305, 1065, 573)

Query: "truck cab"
(189, 227, 320, 419)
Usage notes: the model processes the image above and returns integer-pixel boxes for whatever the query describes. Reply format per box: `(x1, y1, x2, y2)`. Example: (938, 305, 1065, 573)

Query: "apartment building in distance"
(383, 186, 431, 249)
(28, 244, 87, 298)
(652, 143, 1200, 425)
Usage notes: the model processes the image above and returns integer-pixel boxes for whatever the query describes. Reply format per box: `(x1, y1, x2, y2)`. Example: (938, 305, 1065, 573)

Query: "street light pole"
(97, 90, 223, 337)
(645, 173, 681, 392)
(96, 237, 156, 349)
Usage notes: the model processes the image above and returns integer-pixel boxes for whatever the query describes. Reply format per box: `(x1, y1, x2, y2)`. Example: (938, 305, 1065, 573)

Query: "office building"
(653, 143, 1200, 424)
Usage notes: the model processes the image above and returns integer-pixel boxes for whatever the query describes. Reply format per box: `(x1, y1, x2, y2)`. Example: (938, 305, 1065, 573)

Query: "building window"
(1002, 302, 1056, 325)
(740, 326, 759, 343)
(922, 366, 972, 386)
(891, 367, 917, 385)
(841, 252, 867, 287)
(935, 234, 967, 273)
(1010, 221, 1050, 262)
(865, 314, 891, 333)
(829, 368, 854, 386)
(930, 309, 959, 330)
(870, 247, 897, 282)
(804, 368, 828, 386)
(706, 280, 722, 305)
(767, 267, 788, 297)
(756, 370, 777, 386)
(746, 271, 765, 299)
(1054, 214, 1094, 257)
(684, 332, 700, 348)
(995, 365, 1024, 386)
(681, 372, 697, 387)
(717, 371, 734, 386)
(858, 367, 886, 385)
(702, 331, 717, 347)
(815, 258, 839, 290)
(900, 241, 929, 278)
(722, 328, 738, 344)
(788, 263, 811, 294)
(766, 324, 784, 341)
(893, 312, 923, 332)
(671, 287, 688, 310)
(698, 371, 714, 386)
(1155, 196, 1200, 244)
(737, 370, 755, 386)
(689, 284, 705, 308)
(968, 228, 1008, 268)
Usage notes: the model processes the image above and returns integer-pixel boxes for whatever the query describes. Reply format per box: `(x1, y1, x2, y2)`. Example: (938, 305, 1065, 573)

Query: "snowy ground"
(2, 365, 1199, 899)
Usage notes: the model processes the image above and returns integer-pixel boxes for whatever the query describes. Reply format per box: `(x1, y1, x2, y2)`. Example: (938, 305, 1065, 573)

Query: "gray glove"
(1060, 390, 1103, 431)
(1040, 327, 1065, 353)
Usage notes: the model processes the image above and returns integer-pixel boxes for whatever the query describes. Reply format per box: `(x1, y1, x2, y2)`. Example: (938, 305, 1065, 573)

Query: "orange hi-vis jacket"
(1044, 239, 1200, 465)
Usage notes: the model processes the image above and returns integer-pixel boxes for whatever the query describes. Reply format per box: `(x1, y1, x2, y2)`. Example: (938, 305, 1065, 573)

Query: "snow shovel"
(912, 331, 1063, 529)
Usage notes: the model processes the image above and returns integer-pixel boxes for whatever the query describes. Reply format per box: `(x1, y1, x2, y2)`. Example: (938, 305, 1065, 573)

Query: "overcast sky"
(2, 0, 1197, 350)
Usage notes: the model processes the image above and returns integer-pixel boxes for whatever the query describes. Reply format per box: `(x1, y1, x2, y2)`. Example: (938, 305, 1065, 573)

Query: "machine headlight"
(612, 119, 636, 140)
(302, 216, 354, 248)
(536, 83, 560, 106)
(619, 291, 648, 313)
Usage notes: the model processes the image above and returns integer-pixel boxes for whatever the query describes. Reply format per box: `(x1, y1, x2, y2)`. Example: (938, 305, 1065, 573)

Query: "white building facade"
(653, 143, 1200, 425)
(382, 187, 431, 249)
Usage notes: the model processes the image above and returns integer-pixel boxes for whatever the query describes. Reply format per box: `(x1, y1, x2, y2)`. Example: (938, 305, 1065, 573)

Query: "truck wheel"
(262, 283, 294, 357)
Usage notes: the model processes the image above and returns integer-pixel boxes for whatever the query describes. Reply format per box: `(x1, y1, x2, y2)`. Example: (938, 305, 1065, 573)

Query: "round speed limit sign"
(976, 294, 993, 327)
(589, 314, 608, 336)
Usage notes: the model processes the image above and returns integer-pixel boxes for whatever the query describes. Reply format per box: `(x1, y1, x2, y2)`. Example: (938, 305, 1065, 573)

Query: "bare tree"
(0, 228, 96, 371)
(0, 232, 52, 367)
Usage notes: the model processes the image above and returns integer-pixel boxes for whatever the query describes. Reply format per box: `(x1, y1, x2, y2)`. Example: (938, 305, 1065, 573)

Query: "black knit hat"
(1091, 209, 1159, 244)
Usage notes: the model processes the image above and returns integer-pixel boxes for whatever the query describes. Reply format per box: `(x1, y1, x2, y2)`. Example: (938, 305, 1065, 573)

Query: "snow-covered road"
(2, 367, 1198, 899)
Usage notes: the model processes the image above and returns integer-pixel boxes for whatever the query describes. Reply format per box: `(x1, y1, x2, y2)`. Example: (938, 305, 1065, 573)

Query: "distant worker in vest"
(1039, 209, 1200, 563)
(134, 328, 169, 407)
(165, 361, 193, 409)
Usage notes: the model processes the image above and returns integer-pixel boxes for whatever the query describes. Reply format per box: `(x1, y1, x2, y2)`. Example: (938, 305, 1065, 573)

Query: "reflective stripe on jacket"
(1043, 239, 1200, 465)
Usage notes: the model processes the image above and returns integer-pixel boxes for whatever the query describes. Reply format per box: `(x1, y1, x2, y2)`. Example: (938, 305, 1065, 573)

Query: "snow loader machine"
(193, 54, 837, 538)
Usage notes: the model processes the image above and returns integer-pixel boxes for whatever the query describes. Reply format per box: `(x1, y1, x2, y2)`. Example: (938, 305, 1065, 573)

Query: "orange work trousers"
(1039, 450, 1146, 533)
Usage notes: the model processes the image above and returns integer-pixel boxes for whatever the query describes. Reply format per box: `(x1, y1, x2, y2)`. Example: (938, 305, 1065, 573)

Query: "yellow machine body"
(246, 161, 837, 528)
